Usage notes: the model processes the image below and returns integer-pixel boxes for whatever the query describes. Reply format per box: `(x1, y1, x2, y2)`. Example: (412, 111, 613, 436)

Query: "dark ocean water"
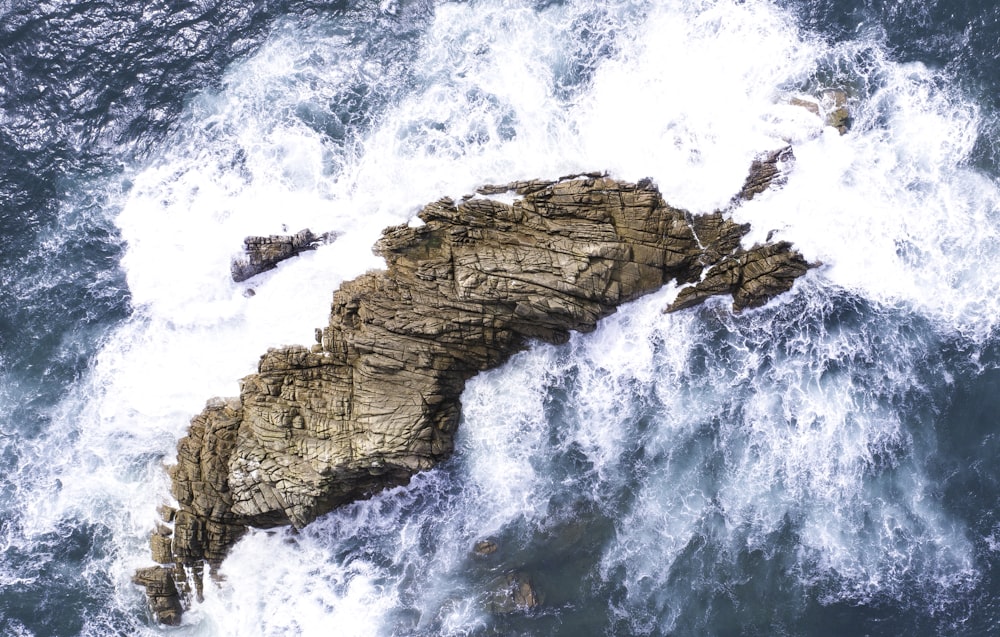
(2, 0, 1000, 635)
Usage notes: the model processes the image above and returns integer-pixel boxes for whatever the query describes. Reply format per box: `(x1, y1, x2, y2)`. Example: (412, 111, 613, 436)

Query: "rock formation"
(231, 229, 335, 283)
(486, 572, 540, 614)
(738, 145, 793, 201)
(136, 150, 814, 623)
(132, 567, 183, 626)
(789, 89, 852, 135)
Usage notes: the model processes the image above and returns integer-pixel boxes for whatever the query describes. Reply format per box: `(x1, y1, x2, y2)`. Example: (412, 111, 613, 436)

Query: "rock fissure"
(135, 148, 816, 624)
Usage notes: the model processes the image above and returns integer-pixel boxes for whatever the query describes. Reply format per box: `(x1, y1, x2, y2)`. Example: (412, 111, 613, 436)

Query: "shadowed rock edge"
(135, 149, 815, 624)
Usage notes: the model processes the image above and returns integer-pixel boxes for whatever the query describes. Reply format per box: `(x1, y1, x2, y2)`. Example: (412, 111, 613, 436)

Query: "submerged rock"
(788, 90, 852, 135)
(823, 89, 851, 135)
(473, 540, 499, 556)
(136, 156, 813, 622)
(485, 571, 540, 614)
(789, 96, 820, 117)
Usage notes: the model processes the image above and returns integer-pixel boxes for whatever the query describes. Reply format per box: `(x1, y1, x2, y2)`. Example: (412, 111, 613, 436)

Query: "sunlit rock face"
(138, 150, 812, 624)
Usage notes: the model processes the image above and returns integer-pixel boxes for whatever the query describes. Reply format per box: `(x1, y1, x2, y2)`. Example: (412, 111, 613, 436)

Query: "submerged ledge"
(135, 148, 814, 624)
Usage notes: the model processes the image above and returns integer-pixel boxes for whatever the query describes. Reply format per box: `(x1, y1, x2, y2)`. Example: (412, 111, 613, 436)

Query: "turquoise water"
(3, 0, 1000, 634)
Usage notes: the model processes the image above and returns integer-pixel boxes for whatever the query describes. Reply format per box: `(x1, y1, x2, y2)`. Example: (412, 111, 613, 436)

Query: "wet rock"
(789, 96, 820, 117)
(788, 90, 851, 135)
(157, 504, 176, 524)
(150, 527, 173, 565)
(822, 89, 851, 135)
(486, 571, 540, 614)
(136, 162, 813, 623)
(738, 146, 794, 201)
(666, 240, 815, 313)
(133, 566, 183, 626)
(473, 540, 498, 556)
(230, 229, 336, 283)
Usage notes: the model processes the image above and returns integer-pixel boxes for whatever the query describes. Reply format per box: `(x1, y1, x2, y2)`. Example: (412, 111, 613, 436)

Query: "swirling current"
(3, 0, 1000, 635)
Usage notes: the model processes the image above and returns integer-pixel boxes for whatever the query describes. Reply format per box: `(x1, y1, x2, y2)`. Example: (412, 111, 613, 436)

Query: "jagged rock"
(230, 229, 335, 283)
(133, 566, 183, 626)
(485, 572, 540, 614)
(665, 146, 815, 312)
(738, 146, 794, 201)
(666, 240, 814, 313)
(137, 158, 813, 623)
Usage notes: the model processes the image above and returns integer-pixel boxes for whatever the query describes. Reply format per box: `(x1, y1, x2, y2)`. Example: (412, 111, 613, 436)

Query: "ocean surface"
(3, 0, 1000, 634)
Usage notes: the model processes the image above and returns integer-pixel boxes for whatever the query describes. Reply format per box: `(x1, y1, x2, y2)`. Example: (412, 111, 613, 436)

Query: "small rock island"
(135, 148, 814, 624)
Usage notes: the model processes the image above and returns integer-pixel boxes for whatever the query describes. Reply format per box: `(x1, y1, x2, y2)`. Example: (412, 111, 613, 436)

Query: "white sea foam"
(732, 44, 1000, 337)
(193, 531, 398, 637)
(15, 0, 996, 633)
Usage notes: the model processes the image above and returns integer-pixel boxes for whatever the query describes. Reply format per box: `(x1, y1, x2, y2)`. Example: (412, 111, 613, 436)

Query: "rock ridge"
(136, 148, 814, 624)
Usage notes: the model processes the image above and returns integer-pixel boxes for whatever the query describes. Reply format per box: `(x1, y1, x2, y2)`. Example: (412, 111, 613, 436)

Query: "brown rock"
(133, 566, 183, 626)
(789, 96, 820, 117)
(136, 161, 813, 622)
(157, 504, 176, 524)
(473, 540, 498, 556)
(789, 91, 851, 135)
(738, 146, 794, 201)
(822, 89, 851, 135)
(666, 240, 815, 313)
(150, 529, 173, 565)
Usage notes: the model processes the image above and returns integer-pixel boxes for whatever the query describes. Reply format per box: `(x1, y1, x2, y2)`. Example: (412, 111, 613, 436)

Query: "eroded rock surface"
(231, 229, 334, 282)
(738, 146, 794, 201)
(137, 154, 814, 623)
(132, 567, 183, 626)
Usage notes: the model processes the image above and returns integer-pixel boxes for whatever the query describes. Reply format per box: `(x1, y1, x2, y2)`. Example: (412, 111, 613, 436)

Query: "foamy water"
(5, 0, 998, 634)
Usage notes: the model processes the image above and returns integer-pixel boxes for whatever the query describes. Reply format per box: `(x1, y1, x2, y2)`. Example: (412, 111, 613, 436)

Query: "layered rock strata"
(137, 151, 814, 623)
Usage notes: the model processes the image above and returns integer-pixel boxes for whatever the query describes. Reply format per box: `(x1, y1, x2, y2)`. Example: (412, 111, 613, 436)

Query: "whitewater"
(2, 0, 1000, 634)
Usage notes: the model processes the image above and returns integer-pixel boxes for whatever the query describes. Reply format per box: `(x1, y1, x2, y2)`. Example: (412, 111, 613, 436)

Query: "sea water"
(2, 0, 1000, 634)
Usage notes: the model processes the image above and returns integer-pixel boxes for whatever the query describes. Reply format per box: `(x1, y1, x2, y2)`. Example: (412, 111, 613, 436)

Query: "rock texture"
(132, 567, 183, 626)
(137, 151, 814, 623)
(231, 229, 335, 283)
(738, 146, 793, 201)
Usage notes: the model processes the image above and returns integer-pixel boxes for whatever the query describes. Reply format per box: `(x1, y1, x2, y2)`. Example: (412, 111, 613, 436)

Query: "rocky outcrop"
(137, 152, 814, 623)
(231, 229, 335, 283)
